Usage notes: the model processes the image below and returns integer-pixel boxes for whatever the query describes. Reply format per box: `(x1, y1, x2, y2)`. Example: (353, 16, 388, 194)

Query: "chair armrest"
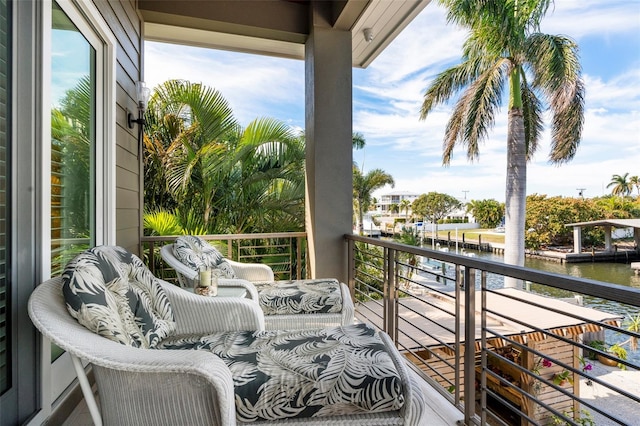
(226, 258, 274, 282)
(160, 280, 265, 333)
(218, 278, 260, 300)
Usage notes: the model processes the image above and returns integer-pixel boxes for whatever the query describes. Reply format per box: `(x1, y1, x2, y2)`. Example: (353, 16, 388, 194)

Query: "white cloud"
(145, 42, 304, 126)
(583, 71, 640, 112)
(368, 5, 467, 84)
(541, 1, 640, 39)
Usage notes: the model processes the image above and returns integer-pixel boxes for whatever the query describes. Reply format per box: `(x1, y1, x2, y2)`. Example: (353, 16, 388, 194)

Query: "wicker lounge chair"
(160, 236, 355, 330)
(28, 246, 432, 425)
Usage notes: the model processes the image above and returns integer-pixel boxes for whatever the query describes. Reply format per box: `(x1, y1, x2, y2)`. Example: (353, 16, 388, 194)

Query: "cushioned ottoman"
(254, 278, 344, 315)
(159, 323, 408, 423)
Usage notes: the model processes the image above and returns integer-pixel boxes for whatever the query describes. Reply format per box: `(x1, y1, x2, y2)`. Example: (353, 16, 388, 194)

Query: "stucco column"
(573, 226, 582, 253)
(304, 11, 352, 282)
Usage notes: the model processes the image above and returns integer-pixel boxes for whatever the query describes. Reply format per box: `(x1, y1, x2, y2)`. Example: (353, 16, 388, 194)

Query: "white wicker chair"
(29, 278, 434, 425)
(29, 276, 263, 426)
(161, 243, 355, 330)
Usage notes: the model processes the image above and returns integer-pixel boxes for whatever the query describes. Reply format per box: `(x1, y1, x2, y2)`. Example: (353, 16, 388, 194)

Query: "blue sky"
(145, 0, 640, 202)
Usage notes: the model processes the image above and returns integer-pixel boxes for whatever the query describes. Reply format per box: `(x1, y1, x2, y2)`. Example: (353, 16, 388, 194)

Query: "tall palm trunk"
(504, 107, 526, 288)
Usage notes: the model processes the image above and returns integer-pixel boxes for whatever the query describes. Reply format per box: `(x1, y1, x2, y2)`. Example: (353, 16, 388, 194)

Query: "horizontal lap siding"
(93, 0, 142, 256)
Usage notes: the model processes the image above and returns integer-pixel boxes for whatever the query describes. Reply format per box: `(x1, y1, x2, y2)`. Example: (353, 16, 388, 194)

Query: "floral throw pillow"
(62, 245, 176, 348)
(173, 235, 237, 278)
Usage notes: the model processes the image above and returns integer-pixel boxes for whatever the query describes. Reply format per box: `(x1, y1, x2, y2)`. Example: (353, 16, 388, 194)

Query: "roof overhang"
(565, 219, 640, 229)
(139, 0, 431, 68)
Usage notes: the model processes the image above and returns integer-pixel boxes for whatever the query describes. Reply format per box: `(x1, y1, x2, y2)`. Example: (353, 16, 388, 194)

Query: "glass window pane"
(50, 1, 96, 278)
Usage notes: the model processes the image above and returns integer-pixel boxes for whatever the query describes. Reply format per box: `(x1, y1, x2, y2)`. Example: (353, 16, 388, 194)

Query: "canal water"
(451, 249, 640, 363)
(464, 250, 640, 308)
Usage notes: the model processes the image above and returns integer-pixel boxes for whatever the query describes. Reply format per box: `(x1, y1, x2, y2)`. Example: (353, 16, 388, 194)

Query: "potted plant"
(586, 313, 638, 370)
(586, 339, 605, 360)
(552, 369, 573, 386)
(607, 343, 628, 369)
(588, 339, 628, 368)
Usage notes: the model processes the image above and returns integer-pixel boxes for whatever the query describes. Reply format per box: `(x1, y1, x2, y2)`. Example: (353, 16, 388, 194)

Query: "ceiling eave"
(140, 0, 431, 68)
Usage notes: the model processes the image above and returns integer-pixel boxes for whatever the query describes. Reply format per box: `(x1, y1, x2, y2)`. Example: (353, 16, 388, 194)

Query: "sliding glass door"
(48, 0, 100, 403)
(2, 0, 114, 422)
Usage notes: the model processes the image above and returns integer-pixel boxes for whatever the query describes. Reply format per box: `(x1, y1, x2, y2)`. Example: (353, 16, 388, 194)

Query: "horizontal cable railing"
(142, 232, 308, 284)
(346, 234, 640, 426)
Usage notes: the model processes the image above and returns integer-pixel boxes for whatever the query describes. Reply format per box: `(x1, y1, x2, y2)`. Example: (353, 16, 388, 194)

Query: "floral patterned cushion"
(158, 323, 405, 422)
(173, 235, 237, 278)
(62, 246, 176, 348)
(254, 278, 344, 315)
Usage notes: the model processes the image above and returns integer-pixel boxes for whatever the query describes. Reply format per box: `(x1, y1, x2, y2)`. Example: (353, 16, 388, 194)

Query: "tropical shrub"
(525, 195, 605, 250)
(143, 80, 305, 235)
(466, 199, 504, 228)
(143, 210, 183, 236)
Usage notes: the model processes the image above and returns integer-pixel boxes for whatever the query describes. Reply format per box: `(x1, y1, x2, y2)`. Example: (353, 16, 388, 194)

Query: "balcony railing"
(345, 234, 640, 426)
(142, 232, 308, 284)
(140, 231, 640, 424)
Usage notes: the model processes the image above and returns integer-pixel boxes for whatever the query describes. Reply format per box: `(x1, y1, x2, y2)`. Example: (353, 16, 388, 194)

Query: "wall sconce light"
(363, 28, 374, 43)
(127, 81, 150, 129)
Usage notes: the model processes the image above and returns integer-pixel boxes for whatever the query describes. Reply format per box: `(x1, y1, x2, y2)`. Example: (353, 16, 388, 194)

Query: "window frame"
(36, 0, 116, 419)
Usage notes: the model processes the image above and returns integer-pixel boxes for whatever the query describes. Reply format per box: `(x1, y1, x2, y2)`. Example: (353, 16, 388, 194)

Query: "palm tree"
(224, 118, 305, 233)
(144, 80, 305, 233)
(353, 166, 395, 235)
(607, 173, 632, 199)
(399, 199, 412, 221)
(148, 80, 237, 230)
(628, 175, 639, 196)
(352, 132, 366, 150)
(420, 0, 584, 287)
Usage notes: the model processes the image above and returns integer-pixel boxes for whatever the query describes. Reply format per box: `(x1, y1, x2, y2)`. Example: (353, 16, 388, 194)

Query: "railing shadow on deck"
(346, 234, 640, 426)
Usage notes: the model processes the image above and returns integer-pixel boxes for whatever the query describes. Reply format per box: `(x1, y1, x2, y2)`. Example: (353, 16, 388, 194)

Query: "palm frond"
(519, 75, 544, 160)
(526, 34, 585, 164)
(420, 59, 481, 119)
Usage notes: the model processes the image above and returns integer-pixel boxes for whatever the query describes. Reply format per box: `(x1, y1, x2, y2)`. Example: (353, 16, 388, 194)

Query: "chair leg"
(70, 355, 103, 426)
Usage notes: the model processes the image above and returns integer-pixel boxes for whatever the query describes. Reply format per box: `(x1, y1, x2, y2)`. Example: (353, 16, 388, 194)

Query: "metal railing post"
(347, 238, 355, 301)
(390, 248, 398, 343)
(454, 265, 462, 405)
(384, 247, 397, 342)
(296, 236, 302, 280)
(463, 266, 476, 424)
(480, 270, 488, 425)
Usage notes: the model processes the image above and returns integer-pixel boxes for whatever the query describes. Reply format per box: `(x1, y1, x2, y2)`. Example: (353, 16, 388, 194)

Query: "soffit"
(139, 0, 430, 68)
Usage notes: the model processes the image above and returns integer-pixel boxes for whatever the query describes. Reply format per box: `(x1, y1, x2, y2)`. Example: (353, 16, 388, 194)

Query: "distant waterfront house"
(376, 190, 419, 214)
